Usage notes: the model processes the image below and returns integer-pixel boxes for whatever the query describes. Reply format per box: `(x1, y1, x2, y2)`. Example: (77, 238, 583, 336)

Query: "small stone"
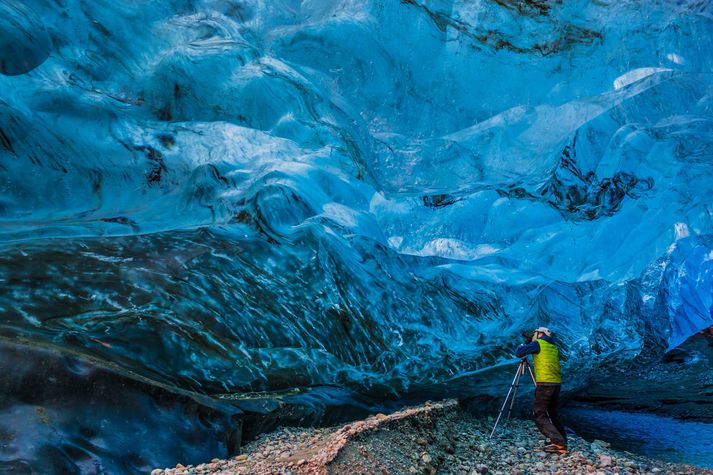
(151, 470, 163, 475)
(476, 463, 489, 473)
(598, 455, 612, 467)
(416, 437, 429, 446)
(421, 453, 432, 464)
(651, 468, 661, 474)
(175, 464, 185, 470)
(235, 454, 248, 463)
(409, 466, 418, 474)
(297, 459, 306, 465)
(210, 459, 220, 463)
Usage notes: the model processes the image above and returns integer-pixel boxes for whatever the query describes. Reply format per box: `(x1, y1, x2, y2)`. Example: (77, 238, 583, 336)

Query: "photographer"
(515, 327, 567, 454)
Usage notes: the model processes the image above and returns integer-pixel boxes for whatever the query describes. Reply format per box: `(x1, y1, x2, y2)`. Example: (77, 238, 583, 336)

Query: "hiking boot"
(543, 442, 567, 454)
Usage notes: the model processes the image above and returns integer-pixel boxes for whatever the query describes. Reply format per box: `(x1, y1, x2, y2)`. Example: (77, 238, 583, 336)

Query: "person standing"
(515, 326, 567, 454)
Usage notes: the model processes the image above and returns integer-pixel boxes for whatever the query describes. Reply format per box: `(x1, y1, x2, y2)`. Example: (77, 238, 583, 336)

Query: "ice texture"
(1, 0, 713, 470)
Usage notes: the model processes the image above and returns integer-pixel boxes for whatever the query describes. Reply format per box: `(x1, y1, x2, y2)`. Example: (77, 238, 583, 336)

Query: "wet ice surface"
(571, 333, 713, 421)
(564, 405, 713, 469)
(2, 0, 713, 473)
(0, 339, 241, 474)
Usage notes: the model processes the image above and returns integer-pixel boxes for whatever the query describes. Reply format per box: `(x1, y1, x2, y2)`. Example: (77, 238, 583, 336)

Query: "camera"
(521, 331, 533, 343)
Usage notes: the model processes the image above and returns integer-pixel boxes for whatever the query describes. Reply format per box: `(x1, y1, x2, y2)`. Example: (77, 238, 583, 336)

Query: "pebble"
(421, 453, 432, 463)
(598, 455, 612, 467)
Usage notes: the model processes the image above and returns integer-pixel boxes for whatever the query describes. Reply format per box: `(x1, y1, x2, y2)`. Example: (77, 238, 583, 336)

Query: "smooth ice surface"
(564, 405, 713, 468)
(1, 0, 713, 471)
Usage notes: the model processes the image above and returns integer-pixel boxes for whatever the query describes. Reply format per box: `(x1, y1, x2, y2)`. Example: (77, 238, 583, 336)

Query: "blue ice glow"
(565, 405, 713, 468)
(1, 0, 713, 469)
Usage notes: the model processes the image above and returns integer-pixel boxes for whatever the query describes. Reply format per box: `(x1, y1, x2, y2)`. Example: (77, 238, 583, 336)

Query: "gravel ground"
(152, 400, 713, 475)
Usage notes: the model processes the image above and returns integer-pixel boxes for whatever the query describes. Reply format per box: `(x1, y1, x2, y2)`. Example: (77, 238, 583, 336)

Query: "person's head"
(532, 327, 552, 340)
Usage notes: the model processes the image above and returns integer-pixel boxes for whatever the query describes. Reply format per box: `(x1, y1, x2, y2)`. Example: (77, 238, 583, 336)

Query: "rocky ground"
(152, 400, 713, 475)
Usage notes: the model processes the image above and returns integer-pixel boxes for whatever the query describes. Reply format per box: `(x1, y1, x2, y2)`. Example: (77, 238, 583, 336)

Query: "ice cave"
(1, 0, 712, 473)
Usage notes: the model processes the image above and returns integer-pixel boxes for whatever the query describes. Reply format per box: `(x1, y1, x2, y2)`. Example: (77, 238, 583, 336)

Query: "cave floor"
(152, 400, 712, 475)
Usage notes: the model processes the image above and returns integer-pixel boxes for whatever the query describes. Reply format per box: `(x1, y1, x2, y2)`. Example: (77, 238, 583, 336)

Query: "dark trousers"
(533, 384, 567, 446)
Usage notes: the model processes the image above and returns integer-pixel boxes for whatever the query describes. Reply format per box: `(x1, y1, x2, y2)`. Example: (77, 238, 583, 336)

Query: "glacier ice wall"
(1, 0, 713, 468)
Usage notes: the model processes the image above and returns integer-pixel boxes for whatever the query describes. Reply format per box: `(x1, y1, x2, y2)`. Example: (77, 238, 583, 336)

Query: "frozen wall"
(1, 0, 713, 470)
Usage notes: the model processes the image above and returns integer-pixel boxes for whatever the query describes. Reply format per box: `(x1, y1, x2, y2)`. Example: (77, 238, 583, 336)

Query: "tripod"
(489, 358, 537, 438)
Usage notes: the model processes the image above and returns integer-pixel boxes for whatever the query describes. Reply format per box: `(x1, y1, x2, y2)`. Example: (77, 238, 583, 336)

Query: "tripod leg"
(525, 361, 537, 386)
(490, 362, 524, 438)
(506, 364, 524, 420)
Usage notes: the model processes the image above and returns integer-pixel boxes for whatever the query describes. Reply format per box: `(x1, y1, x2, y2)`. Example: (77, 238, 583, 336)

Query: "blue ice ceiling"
(1, 0, 713, 407)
